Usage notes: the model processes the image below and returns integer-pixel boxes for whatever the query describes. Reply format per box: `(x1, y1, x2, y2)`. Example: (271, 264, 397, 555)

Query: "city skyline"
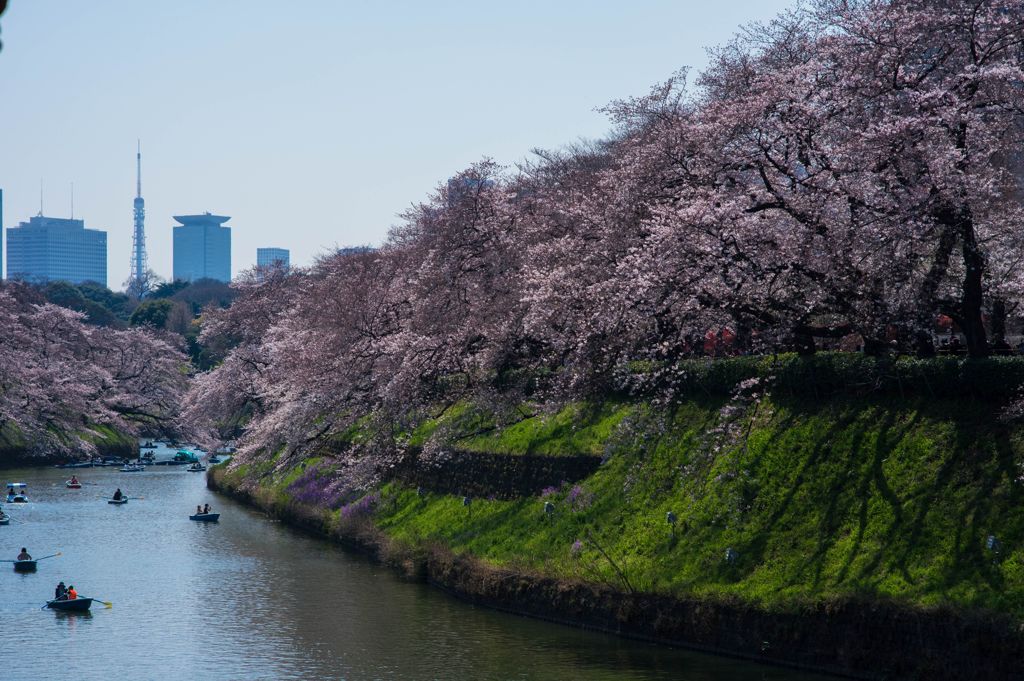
(0, 0, 794, 289)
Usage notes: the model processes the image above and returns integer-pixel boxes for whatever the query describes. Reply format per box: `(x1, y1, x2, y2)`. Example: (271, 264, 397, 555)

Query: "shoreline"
(209, 470, 1023, 681)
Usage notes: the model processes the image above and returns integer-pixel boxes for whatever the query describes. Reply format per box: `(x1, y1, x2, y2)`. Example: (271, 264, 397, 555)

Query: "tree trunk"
(991, 298, 1007, 344)
(862, 337, 887, 357)
(915, 224, 957, 358)
(914, 330, 936, 358)
(960, 215, 988, 358)
(792, 329, 816, 355)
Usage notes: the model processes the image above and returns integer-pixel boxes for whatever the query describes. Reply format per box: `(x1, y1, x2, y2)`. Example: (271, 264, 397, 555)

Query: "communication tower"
(127, 140, 149, 297)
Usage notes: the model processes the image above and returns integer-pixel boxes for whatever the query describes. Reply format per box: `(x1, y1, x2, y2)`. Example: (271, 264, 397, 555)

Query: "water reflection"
(0, 460, 830, 680)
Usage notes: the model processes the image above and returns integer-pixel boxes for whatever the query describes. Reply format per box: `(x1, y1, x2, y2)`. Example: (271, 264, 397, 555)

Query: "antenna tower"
(127, 140, 149, 297)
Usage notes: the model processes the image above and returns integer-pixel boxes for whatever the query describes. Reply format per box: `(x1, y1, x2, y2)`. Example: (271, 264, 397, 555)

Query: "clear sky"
(0, 0, 794, 288)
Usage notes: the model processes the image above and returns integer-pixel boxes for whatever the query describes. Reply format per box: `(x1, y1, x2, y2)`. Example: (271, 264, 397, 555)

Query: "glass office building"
(6, 215, 107, 286)
(256, 247, 289, 270)
(172, 213, 231, 282)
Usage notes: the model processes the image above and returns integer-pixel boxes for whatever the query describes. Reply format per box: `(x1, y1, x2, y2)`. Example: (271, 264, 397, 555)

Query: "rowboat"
(189, 513, 219, 522)
(0, 515, 9, 526)
(14, 559, 36, 572)
(108, 498, 128, 505)
(186, 463, 207, 472)
(119, 464, 144, 473)
(46, 598, 93, 612)
(140, 442, 157, 449)
(66, 481, 82, 489)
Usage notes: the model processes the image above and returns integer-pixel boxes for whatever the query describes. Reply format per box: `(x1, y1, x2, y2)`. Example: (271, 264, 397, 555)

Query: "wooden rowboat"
(14, 559, 36, 572)
(46, 598, 93, 612)
(189, 513, 219, 522)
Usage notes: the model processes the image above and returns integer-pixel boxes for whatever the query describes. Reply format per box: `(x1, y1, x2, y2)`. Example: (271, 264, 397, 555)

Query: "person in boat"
(54, 582, 68, 601)
(69, 475, 79, 485)
(67, 585, 77, 600)
(203, 503, 211, 514)
(113, 488, 123, 501)
(17, 547, 31, 561)
(196, 504, 203, 515)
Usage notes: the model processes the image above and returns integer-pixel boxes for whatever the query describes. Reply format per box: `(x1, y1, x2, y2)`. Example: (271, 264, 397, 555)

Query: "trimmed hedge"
(640, 352, 1024, 401)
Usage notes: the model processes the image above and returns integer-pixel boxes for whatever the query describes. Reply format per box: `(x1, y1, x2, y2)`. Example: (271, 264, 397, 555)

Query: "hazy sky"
(0, 0, 794, 288)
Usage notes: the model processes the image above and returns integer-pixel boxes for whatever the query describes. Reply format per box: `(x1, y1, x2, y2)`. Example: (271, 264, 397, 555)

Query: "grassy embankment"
(213, 354, 1024, 619)
(0, 422, 137, 467)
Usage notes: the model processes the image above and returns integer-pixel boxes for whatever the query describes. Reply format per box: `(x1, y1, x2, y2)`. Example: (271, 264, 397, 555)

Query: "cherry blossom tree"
(185, 0, 1024, 476)
(645, 0, 1024, 357)
(0, 286, 189, 457)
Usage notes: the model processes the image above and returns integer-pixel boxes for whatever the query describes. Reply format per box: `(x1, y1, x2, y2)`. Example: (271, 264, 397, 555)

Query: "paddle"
(40, 596, 112, 609)
(0, 552, 61, 561)
(0, 552, 61, 563)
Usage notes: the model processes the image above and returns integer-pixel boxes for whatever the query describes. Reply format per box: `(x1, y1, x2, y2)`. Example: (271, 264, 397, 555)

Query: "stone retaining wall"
(390, 447, 603, 500)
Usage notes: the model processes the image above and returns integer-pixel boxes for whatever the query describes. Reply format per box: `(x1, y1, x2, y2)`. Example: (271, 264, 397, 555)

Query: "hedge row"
(637, 352, 1024, 401)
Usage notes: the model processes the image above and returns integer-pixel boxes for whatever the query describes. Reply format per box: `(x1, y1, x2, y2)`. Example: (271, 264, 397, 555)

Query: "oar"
(0, 552, 61, 563)
(40, 596, 112, 609)
(0, 552, 57, 561)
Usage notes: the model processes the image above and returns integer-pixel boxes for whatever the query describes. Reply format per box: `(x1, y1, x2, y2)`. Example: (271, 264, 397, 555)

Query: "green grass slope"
(372, 394, 1024, 616)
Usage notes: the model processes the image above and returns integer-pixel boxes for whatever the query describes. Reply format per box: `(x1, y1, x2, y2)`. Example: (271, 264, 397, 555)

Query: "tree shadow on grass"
(852, 410, 916, 584)
(836, 401, 1013, 601)
(938, 419, 1020, 599)
(732, 407, 867, 579)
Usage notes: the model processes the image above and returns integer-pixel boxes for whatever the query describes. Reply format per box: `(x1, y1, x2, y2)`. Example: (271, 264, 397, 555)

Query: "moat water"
(0, 449, 831, 680)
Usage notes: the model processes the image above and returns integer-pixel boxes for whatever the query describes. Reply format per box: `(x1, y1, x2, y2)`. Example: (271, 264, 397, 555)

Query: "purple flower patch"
(566, 484, 594, 511)
(340, 491, 381, 519)
(287, 464, 348, 509)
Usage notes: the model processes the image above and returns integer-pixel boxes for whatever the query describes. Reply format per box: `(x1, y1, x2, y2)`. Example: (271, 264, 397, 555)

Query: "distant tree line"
(19, 278, 237, 370)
